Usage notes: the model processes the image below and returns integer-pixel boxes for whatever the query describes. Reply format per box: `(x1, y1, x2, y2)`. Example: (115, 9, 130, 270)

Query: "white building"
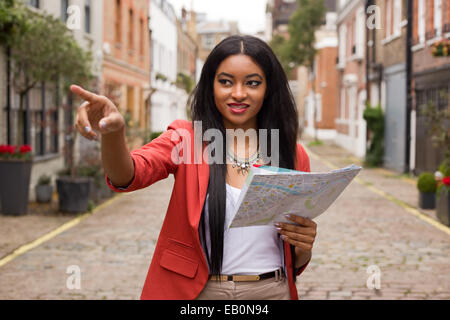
(150, 0, 187, 132)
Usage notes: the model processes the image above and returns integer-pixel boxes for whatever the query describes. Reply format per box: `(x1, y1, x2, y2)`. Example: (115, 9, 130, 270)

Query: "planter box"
(436, 189, 450, 227)
(419, 192, 435, 209)
(56, 177, 91, 213)
(0, 160, 32, 215)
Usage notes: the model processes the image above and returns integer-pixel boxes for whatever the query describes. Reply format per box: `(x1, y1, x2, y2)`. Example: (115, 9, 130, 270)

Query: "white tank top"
(201, 183, 283, 275)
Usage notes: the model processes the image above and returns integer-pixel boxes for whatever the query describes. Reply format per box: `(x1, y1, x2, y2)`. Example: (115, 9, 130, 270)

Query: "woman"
(70, 35, 317, 300)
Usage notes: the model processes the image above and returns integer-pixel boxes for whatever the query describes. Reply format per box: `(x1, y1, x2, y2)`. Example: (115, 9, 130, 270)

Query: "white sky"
(168, 0, 268, 35)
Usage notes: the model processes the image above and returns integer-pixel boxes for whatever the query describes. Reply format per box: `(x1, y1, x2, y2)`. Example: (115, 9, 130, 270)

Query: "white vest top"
(201, 183, 283, 275)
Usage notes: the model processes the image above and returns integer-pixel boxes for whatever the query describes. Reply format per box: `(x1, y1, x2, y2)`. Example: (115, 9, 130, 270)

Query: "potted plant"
(35, 174, 53, 203)
(431, 39, 450, 57)
(56, 129, 93, 214)
(417, 172, 437, 209)
(0, 144, 33, 215)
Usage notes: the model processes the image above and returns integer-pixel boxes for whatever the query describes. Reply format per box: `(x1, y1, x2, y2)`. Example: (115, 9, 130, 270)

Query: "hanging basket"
(431, 40, 450, 57)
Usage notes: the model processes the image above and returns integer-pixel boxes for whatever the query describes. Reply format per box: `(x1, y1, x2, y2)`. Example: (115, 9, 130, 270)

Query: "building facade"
(367, 0, 409, 173)
(411, 0, 450, 173)
(195, 18, 240, 62)
(102, 0, 151, 133)
(149, 0, 185, 132)
(176, 7, 198, 119)
(304, 5, 339, 140)
(336, 0, 367, 158)
(1, 0, 103, 200)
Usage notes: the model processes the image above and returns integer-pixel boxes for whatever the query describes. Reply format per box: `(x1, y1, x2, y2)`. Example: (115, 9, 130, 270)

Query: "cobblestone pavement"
(0, 138, 449, 300)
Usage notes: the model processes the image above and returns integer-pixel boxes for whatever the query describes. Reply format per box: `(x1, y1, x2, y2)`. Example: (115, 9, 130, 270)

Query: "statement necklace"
(226, 148, 260, 175)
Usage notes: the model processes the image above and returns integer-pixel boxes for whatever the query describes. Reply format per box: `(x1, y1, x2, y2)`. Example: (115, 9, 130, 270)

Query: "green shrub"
(151, 131, 163, 141)
(439, 161, 450, 177)
(417, 172, 437, 193)
(363, 104, 384, 167)
(37, 174, 51, 185)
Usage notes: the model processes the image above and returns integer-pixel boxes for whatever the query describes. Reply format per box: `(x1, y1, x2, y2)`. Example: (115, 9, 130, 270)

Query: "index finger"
(285, 214, 316, 228)
(70, 85, 99, 102)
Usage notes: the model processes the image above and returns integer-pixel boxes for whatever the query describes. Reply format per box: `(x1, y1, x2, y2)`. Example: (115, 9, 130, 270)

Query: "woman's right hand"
(70, 85, 125, 141)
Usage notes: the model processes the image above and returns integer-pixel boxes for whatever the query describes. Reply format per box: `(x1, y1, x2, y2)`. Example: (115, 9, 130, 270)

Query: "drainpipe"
(405, 0, 413, 173)
(365, 0, 371, 103)
(6, 45, 11, 145)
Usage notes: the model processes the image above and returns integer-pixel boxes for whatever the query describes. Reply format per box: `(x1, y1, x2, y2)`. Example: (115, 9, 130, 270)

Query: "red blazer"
(106, 120, 311, 300)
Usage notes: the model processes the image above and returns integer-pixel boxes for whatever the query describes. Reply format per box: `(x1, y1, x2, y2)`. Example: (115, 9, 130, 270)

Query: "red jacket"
(106, 120, 311, 300)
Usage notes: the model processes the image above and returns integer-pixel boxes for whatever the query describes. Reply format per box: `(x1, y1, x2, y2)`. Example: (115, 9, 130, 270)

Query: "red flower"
(20, 145, 32, 154)
(443, 177, 450, 186)
(8, 145, 16, 154)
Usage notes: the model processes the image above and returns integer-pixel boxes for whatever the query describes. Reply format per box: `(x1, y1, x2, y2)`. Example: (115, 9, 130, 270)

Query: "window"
(354, 7, 365, 57)
(386, 0, 392, 37)
(84, 0, 91, 33)
(385, 0, 402, 39)
(434, 0, 443, 37)
(28, 0, 39, 8)
(202, 34, 215, 50)
(139, 18, 144, 56)
(129, 9, 134, 51)
(115, 0, 121, 42)
(338, 25, 347, 68)
(418, 0, 426, 43)
(21, 83, 60, 156)
(340, 88, 346, 120)
(393, 0, 402, 35)
(61, 0, 69, 22)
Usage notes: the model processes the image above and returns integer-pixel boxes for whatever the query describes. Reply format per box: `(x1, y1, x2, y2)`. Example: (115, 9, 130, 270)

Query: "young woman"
(70, 35, 317, 300)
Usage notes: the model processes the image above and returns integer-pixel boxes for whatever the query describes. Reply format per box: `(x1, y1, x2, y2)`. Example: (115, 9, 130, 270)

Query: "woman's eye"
(247, 80, 262, 87)
(218, 79, 232, 86)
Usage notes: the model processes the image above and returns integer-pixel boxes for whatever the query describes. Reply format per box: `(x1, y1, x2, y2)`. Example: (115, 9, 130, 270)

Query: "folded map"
(229, 164, 362, 228)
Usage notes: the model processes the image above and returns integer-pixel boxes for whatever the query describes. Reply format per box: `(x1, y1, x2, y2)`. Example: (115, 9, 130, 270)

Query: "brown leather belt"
(209, 268, 284, 282)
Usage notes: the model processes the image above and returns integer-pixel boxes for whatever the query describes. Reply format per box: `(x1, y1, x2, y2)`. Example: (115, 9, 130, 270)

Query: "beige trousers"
(195, 277, 291, 300)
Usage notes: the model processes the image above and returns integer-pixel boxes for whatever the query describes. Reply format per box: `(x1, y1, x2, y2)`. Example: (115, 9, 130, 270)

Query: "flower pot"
(35, 184, 53, 203)
(419, 192, 435, 209)
(0, 160, 32, 215)
(436, 189, 450, 227)
(56, 177, 91, 213)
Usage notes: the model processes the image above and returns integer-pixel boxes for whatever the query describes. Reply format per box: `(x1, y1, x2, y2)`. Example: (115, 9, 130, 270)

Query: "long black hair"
(190, 35, 299, 276)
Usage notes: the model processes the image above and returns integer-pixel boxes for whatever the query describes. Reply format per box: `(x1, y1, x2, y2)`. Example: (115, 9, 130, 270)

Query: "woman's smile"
(228, 102, 250, 114)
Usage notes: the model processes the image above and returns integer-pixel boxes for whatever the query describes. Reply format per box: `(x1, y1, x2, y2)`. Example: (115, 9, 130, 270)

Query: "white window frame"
(338, 25, 347, 69)
(434, 0, 443, 37)
(202, 34, 215, 50)
(418, 0, 425, 43)
(355, 7, 365, 58)
(340, 88, 346, 120)
(386, 0, 392, 37)
(393, 0, 402, 36)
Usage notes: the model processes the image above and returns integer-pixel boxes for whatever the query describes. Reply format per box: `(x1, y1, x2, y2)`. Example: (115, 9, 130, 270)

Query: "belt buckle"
(275, 268, 282, 282)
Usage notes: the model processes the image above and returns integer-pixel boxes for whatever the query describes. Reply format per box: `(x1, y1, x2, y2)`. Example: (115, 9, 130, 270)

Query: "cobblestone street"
(0, 138, 449, 300)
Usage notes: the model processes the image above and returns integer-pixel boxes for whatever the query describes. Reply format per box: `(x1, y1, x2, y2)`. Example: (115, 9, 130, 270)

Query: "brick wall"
(316, 46, 338, 130)
(104, 0, 150, 73)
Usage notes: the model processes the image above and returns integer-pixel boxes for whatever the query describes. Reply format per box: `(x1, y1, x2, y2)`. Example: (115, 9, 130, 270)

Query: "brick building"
(367, 0, 409, 173)
(102, 0, 151, 131)
(195, 19, 240, 62)
(304, 4, 339, 140)
(335, 0, 367, 158)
